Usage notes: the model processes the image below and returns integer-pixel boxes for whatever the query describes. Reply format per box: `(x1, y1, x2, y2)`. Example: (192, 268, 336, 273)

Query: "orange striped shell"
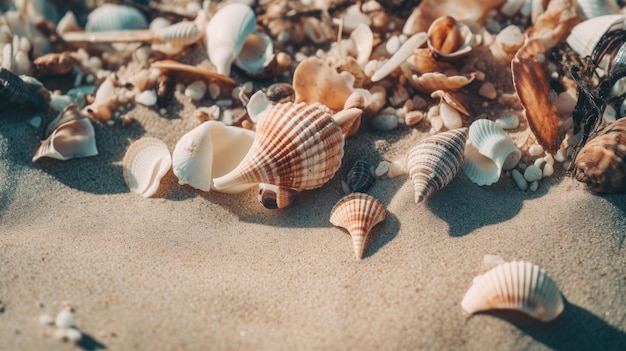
(213, 102, 344, 191)
(329, 193, 387, 260)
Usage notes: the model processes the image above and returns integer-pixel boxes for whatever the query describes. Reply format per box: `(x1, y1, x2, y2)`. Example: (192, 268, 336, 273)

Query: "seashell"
(574, 118, 626, 193)
(246, 90, 273, 123)
(405, 110, 426, 127)
(439, 103, 464, 130)
(461, 261, 564, 322)
(32, 105, 98, 162)
(389, 85, 409, 108)
(85, 4, 148, 32)
(150, 60, 235, 87)
(153, 21, 202, 46)
(123, 137, 171, 198)
(258, 183, 298, 209)
(205, 3, 257, 76)
(0, 68, 49, 110)
(329, 193, 387, 260)
(333, 108, 362, 138)
(405, 128, 468, 203)
(213, 102, 345, 192)
(430, 90, 470, 116)
(463, 119, 521, 186)
(490, 25, 525, 62)
(371, 32, 428, 83)
(526, 0, 580, 47)
(346, 160, 374, 193)
(349, 23, 373, 66)
(234, 31, 276, 76)
(172, 121, 256, 193)
(565, 14, 626, 58)
(576, 0, 620, 20)
(293, 57, 353, 111)
(343, 90, 367, 110)
(427, 16, 473, 60)
(403, 0, 505, 35)
(408, 72, 476, 93)
(266, 83, 294, 103)
(33, 52, 78, 78)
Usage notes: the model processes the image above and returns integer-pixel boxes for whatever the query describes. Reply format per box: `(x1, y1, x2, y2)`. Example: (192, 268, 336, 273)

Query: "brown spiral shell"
(575, 118, 626, 193)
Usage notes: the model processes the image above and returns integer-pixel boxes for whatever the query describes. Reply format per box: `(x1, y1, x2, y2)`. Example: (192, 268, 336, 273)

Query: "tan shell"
(293, 57, 353, 111)
(427, 16, 473, 60)
(213, 102, 345, 191)
(150, 60, 235, 87)
(258, 183, 298, 209)
(575, 118, 626, 193)
(329, 193, 387, 260)
(408, 72, 475, 93)
(122, 137, 172, 198)
(462, 261, 564, 322)
(33, 52, 78, 78)
(405, 128, 468, 203)
(403, 0, 505, 35)
(406, 49, 456, 75)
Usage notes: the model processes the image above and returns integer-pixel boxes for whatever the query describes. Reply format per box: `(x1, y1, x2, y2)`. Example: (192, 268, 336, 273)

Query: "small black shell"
(347, 160, 374, 193)
(0, 69, 49, 111)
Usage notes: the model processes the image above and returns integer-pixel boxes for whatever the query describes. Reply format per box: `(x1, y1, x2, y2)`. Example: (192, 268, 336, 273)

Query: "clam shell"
(408, 72, 475, 93)
(32, 105, 97, 162)
(123, 137, 172, 198)
(153, 21, 202, 46)
(566, 15, 626, 58)
(0, 68, 49, 110)
(293, 57, 353, 111)
(461, 261, 564, 322)
(213, 102, 344, 192)
(574, 118, 626, 193)
(258, 183, 298, 209)
(329, 193, 387, 260)
(85, 4, 148, 32)
(172, 121, 256, 193)
(234, 31, 275, 75)
(346, 160, 374, 193)
(427, 16, 473, 60)
(206, 3, 257, 76)
(405, 128, 468, 203)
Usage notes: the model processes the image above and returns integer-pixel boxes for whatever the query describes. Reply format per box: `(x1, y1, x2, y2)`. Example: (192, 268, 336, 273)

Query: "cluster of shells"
(3, 0, 626, 324)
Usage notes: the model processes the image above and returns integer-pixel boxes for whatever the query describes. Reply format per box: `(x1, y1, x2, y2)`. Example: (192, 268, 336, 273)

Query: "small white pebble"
(528, 144, 544, 156)
(65, 327, 82, 342)
(529, 180, 540, 192)
(159, 108, 167, 115)
(215, 99, 233, 107)
(184, 80, 207, 102)
(39, 314, 54, 326)
(135, 90, 157, 106)
(542, 163, 554, 177)
(374, 161, 390, 178)
(29, 116, 42, 128)
(512, 169, 528, 191)
(534, 157, 546, 169)
(53, 328, 67, 340)
(439, 103, 463, 130)
(554, 149, 566, 163)
(495, 114, 520, 129)
(544, 153, 555, 165)
(523, 165, 542, 182)
(483, 254, 506, 265)
(341, 180, 351, 194)
(478, 82, 497, 100)
(106, 119, 115, 126)
(386, 35, 401, 55)
(208, 83, 221, 99)
(430, 116, 444, 133)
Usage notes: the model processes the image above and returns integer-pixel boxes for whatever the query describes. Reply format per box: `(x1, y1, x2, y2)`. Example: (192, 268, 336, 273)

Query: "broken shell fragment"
(32, 105, 98, 162)
(329, 192, 387, 260)
(346, 160, 374, 193)
(293, 57, 353, 111)
(427, 16, 473, 60)
(123, 137, 172, 198)
(461, 261, 564, 322)
(258, 183, 298, 209)
(213, 102, 344, 192)
(371, 32, 428, 83)
(405, 128, 468, 203)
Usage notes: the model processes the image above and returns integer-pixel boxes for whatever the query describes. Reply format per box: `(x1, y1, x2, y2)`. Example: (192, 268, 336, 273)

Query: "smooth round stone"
(523, 165, 543, 182)
(478, 82, 497, 100)
(370, 112, 398, 132)
(542, 163, 555, 177)
(184, 81, 207, 102)
(135, 90, 157, 106)
(512, 169, 528, 191)
(528, 144, 544, 156)
(495, 114, 519, 129)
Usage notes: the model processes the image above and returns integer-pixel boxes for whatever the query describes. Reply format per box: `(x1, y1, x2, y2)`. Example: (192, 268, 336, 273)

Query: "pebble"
(370, 110, 398, 131)
(215, 99, 233, 108)
(528, 144, 544, 156)
(501, 0, 524, 17)
(523, 165, 543, 182)
(386, 35, 401, 55)
(430, 116, 443, 133)
(208, 83, 220, 99)
(554, 149, 566, 163)
(542, 163, 554, 177)
(65, 327, 82, 342)
(405, 110, 425, 127)
(478, 82, 497, 100)
(184, 80, 207, 102)
(512, 169, 528, 191)
(529, 180, 539, 192)
(495, 114, 519, 129)
(439, 103, 463, 130)
(374, 161, 390, 177)
(135, 90, 157, 106)
(29, 116, 42, 128)
(534, 157, 546, 169)
(55, 307, 74, 329)
(39, 314, 54, 326)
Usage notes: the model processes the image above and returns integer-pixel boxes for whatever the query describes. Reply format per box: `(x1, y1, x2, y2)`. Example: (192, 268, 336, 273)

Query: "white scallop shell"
(123, 137, 172, 198)
(234, 31, 274, 74)
(461, 261, 564, 322)
(206, 3, 257, 76)
(465, 119, 521, 186)
(565, 14, 626, 58)
(172, 121, 256, 193)
(85, 4, 148, 32)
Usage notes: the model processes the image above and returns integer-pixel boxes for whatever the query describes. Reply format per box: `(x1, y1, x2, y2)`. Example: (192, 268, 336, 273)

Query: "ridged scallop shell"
(566, 14, 626, 58)
(153, 21, 202, 46)
(408, 72, 476, 93)
(329, 193, 387, 260)
(213, 102, 345, 192)
(258, 183, 298, 209)
(123, 137, 172, 198)
(405, 128, 468, 203)
(85, 4, 148, 32)
(206, 3, 257, 76)
(574, 118, 626, 193)
(427, 16, 473, 60)
(0, 68, 49, 110)
(293, 57, 354, 111)
(463, 119, 521, 186)
(32, 105, 98, 162)
(172, 121, 256, 193)
(346, 160, 374, 193)
(461, 261, 564, 322)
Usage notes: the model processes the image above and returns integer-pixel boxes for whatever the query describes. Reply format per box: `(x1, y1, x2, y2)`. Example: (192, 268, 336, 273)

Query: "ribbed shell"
(123, 137, 172, 198)
(461, 261, 564, 322)
(85, 4, 148, 32)
(0, 68, 48, 110)
(153, 21, 202, 46)
(329, 193, 387, 260)
(468, 119, 521, 173)
(257, 183, 297, 209)
(575, 118, 626, 193)
(405, 128, 468, 203)
(566, 15, 626, 59)
(213, 102, 344, 191)
(346, 160, 374, 193)
(576, 0, 620, 20)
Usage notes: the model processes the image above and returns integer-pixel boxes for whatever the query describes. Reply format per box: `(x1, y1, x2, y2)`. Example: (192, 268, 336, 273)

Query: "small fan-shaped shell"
(408, 72, 475, 93)
(0, 68, 49, 110)
(258, 183, 298, 209)
(86, 4, 148, 32)
(213, 102, 345, 192)
(574, 118, 626, 193)
(346, 160, 374, 193)
(427, 16, 473, 60)
(153, 21, 202, 46)
(461, 261, 564, 322)
(405, 128, 468, 203)
(329, 193, 387, 260)
(123, 137, 172, 198)
(566, 14, 626, 59)
(293, 57, 354, 111)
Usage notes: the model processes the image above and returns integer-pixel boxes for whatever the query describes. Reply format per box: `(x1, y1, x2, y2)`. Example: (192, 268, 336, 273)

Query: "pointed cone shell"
(461, 261, 564, 322)
(468, 119, 521, 175)
(123, 137, 172, 198)
(258, 183, 298, 209)
(405, 128, 468, 203)
(213, 102, 344, 191)
(32, 109, 98, 162)
(172, 121, 256, 193)
(330, 193, 386, 260)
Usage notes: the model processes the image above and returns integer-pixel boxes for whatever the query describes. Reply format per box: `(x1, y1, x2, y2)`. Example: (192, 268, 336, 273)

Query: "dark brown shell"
(33, 52, 78, 78)
(0, 68, 49, 111)
(575, 118, 626, 193)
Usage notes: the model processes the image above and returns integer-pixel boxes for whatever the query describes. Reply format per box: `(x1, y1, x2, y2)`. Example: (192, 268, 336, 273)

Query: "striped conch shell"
(405, 128, 468, 203)
(574, 118, 626, 193)
(461, 261, 564, 322)
(213, 102, 350, 192)
(329, 193, 387, 260)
